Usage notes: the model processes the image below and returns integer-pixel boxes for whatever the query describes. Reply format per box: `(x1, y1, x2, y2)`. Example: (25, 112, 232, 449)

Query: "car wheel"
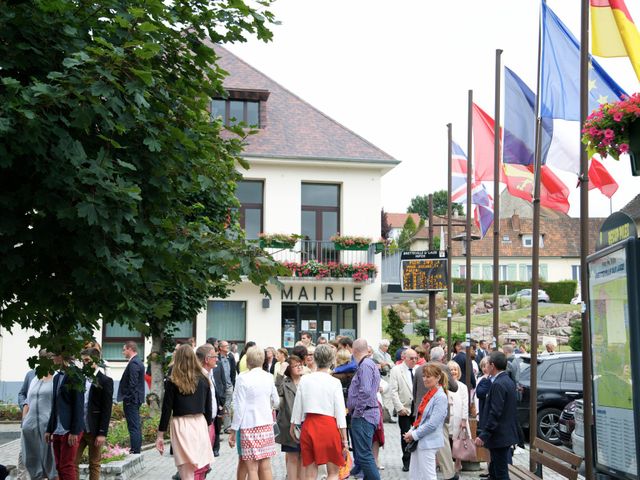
(537, 408, 562, 445)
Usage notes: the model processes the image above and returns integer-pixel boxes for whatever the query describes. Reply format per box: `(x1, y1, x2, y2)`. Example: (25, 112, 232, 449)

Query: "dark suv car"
(516, 353, 583, 445)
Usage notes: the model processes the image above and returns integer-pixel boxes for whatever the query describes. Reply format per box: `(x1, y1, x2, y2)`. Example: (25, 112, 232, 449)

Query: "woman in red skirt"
(290, 345, 348, 480)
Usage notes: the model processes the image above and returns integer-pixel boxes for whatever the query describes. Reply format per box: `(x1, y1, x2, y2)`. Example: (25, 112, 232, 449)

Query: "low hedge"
(452, 279, 577, 304)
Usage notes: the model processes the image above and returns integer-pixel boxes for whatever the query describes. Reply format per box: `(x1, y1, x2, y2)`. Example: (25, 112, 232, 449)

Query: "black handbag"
(404, 440, 418, 453)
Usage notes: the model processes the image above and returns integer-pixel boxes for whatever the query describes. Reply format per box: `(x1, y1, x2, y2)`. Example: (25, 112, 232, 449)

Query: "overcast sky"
(227, 0, 640, 218)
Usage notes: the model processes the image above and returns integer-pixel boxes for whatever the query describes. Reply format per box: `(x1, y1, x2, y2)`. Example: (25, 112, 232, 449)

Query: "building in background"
(0, 46, 398, 401)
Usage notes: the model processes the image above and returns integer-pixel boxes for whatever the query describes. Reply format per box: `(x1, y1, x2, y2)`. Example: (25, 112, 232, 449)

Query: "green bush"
(385, 308, 406, 355)
(569, 320, 582, 351)
(106, 412, 160, 448)
(452, 278, 577, 303)
(414, 321, 430, 340)
(0, 403, 22, 421)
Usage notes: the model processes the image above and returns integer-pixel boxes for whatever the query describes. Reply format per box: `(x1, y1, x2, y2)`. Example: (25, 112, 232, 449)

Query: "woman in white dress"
(447, 361, 469, 471)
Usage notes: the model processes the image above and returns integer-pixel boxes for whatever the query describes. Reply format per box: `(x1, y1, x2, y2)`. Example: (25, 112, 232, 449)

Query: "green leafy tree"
(0, 0, 285, 391)
(408, 190, 464, 219)
(398, 216, 424, 251)
(385, 308, 406, 356)
(569, 320, 582, 352)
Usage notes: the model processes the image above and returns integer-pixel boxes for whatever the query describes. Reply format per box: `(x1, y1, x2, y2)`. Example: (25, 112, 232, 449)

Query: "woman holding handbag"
(401, 363, 449, 480)
(446, 362, 469, 430)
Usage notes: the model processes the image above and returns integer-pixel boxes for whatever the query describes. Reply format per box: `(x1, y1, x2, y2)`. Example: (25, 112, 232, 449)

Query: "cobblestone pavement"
(0, 421, 582, 479)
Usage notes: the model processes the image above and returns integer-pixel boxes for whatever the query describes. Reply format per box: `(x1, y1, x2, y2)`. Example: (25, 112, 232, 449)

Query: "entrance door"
(281, 303, 358, 347)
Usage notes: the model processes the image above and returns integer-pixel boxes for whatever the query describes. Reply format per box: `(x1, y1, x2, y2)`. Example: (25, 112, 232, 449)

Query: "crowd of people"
(15, 332, 531, 480)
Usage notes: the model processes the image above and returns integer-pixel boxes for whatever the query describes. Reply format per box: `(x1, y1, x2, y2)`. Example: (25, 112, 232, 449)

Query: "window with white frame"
(522, 234, 544, 248)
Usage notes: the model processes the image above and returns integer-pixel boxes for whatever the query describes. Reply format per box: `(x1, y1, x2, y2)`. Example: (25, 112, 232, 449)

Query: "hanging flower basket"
(330, 234, 371, 251)
(258, 233, 299, 249)
(582, 93, 640, 176)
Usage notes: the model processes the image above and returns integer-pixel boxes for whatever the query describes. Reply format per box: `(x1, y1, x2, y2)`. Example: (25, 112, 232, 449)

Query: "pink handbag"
(452, 426, 477, 462)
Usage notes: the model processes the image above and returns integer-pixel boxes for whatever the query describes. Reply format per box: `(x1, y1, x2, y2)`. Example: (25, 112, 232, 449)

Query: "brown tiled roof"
(448, 215, 605, 258)
(386, 213, 421, 229)
(212, 45, 399, 165)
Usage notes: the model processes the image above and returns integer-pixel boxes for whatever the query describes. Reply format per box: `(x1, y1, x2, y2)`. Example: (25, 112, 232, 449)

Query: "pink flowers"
(281, 261, 377, 282)
(101, 444, 129, 464)
(582, 93, 640, 160)
(330, 234, 372, 249)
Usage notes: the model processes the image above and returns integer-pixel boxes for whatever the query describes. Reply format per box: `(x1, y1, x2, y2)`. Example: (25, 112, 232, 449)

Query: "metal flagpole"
(428, 194, 436, 339)
(579, 0, 595, 477)
(529, 4, 544, 472)
(466, 90, 473, 392)
(447, 123, 453, 357)
(493, 49, 503, 351)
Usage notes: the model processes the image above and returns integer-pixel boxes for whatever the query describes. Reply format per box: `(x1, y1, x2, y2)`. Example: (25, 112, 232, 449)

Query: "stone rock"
(398, 311, 411, 323)
(414, 309, 425, 319)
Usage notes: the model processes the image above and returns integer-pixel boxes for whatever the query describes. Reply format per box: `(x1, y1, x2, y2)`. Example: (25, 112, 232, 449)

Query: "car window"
(562, 362, 577, 382)
(574, 361, 582, 381)
(541, 362, 563, 382)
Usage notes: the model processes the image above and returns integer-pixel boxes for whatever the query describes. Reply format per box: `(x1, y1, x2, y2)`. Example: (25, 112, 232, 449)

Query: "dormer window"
(211, 88, 269, 128)
(211, 99, 260, 127)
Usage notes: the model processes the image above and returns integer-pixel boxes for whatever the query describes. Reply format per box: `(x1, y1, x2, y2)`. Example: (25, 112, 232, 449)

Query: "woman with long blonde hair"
(156, 344, 214, 480)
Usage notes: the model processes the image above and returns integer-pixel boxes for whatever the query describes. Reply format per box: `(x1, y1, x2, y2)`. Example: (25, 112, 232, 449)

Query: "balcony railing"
(261, 240, 375, 265)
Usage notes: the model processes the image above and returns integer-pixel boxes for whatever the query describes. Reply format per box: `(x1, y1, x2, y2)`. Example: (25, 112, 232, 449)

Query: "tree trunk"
(149, 332, 164, 413)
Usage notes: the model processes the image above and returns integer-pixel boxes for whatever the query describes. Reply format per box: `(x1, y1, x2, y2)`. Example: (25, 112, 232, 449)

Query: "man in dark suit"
(453, 345, 477, 388)
(116, 341, 145, 453)
(75, 348, 113, 480)
(45, 353, 85, 480)
(217, 340, 236, 432)
(475, 351, 520, 480)
(476, 339, 488, 367)
(211, 353, 226, 456)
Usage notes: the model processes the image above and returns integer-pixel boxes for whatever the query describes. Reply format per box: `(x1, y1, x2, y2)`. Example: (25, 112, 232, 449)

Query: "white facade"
(450, 257, 580, 283)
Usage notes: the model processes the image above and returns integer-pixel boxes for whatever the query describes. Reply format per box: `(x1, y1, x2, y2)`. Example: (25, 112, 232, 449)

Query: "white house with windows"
(448, 212, 604, 284)
(0, 46, 398, 400)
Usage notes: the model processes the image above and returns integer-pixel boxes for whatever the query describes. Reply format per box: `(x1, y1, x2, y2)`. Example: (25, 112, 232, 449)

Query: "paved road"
(0, 421, 580, 479)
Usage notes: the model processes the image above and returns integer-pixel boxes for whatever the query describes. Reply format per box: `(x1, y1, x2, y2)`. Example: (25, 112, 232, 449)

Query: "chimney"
(511, 213, 520, 232)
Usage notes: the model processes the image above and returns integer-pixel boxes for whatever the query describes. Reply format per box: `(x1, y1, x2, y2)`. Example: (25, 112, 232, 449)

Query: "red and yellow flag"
(591, 0, 640, 81)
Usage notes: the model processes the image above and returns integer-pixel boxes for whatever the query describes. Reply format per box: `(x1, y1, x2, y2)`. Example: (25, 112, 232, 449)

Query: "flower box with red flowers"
(582, 93, 640, 176)
(330, 234, 372, 251)
(258, 233, 299, 249)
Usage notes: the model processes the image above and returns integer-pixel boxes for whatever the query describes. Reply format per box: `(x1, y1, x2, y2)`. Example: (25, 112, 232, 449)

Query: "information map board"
(400, 250, 448, 292)
(588, 211, 640, 479)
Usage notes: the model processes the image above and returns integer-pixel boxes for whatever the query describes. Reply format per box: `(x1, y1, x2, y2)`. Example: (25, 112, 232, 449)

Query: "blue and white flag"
(540, 1, 627, 174)
(504, 67, 553, 166)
